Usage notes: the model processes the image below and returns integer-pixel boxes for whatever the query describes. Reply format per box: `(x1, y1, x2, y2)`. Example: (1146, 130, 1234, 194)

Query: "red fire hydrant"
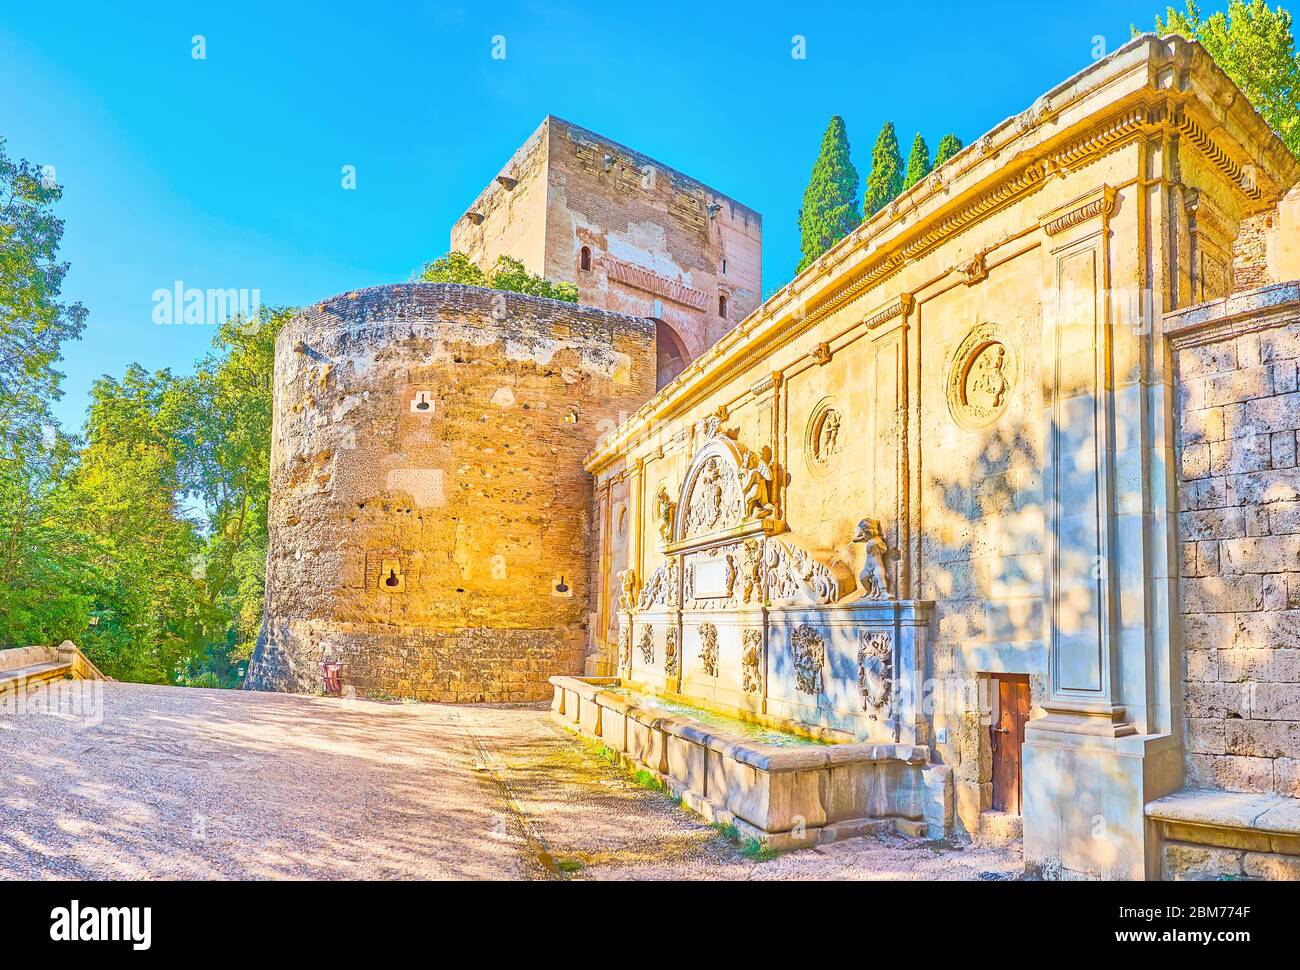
(321, 661, 345, 696)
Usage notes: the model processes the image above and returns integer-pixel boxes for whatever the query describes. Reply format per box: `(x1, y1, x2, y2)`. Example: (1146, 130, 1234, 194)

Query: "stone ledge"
(1146, 787, 1300, 835)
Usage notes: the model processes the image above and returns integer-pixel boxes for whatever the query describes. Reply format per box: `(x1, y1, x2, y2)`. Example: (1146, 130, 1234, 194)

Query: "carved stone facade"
(585, 37, 1300, 879)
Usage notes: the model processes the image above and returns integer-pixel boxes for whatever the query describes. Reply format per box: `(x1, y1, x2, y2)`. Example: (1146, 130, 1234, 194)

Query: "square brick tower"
(451, 116, 762, 389)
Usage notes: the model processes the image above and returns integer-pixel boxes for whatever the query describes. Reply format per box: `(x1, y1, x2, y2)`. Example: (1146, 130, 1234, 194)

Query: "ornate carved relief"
(619, 624, 633, 670)
(638, 627, 654, 665)
(946, 322, 1017, 430)
(742, 629, 763, 694)
(857, 630, 893, 715)
(684, 456, 744, 536)
(790, 625, 825, 695)
(806, 403, 843, 472)
(673, 418, 776, 542)
(683, 545, 741, 610)
(664, 628, 679, 677)
(600, 255, 709, 310)
(853, 518, 893, 600)
(957, 252, 989, 286)
(811, 341, 833, 366)
(636, 558, 678, 611)
(698, 623, 719, 678)
(765, 539, 842, 605)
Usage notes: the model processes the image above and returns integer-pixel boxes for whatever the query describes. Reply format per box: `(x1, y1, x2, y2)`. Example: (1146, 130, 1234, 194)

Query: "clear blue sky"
(0, 1, 1199, 431)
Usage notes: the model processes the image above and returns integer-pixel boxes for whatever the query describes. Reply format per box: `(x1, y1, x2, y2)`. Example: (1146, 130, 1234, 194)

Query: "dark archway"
(655, 319, 690, 390)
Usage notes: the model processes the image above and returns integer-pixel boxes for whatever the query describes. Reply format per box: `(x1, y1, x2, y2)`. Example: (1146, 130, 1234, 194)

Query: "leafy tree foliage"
(796, 116, 861, 273)
(934, 133, 964, 167)
(863, 122, 905, 216)
(0, 137, 90, 652)
(903, 133, 932, 190)
(416, 252, 578, 302)
(1150, 1, 1300, 155)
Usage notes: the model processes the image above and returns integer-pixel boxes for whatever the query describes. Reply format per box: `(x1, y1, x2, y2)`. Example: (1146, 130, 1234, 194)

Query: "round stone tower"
(246, 283, 655, 701)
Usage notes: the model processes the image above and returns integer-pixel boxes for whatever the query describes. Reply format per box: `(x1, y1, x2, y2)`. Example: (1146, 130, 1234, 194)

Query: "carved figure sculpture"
(741, 539, 763, 604)
(656, 483, 677, 543)
(664, 629, 679, 677)
(740, 450, 776, 520)
(853, 518, 892, 599)
(638, 627, 655, 665)
(617, 568, 638, 612)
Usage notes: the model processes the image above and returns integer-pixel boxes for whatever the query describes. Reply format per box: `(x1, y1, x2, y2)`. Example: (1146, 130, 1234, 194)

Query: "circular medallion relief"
(805, 400, 844, 475)
(947, 323, 1017, 430)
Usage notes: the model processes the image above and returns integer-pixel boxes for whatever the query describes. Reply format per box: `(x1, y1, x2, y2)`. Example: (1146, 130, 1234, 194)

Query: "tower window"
(722, 258, 727, 274)
(580, 246, 592, 271)
(718, 294, 728, 319)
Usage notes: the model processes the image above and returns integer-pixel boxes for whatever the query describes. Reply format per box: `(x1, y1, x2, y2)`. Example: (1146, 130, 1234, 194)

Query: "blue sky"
(0, 1, 1199, 430)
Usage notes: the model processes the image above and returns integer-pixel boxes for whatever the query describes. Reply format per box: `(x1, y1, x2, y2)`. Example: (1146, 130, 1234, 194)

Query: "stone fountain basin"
(550, 675, 951, 849)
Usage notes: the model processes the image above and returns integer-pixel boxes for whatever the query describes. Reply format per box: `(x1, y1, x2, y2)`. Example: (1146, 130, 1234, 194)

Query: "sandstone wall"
(1172, 283, 1300, 797)
(247, 284, 655, 701)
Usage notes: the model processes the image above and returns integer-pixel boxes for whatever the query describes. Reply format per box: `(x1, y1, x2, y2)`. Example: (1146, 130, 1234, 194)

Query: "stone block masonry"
(246, 284, 655, 702)
(1172, 283, 1300, 798)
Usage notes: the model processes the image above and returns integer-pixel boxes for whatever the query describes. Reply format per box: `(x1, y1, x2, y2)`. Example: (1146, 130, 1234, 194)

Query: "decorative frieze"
(790, 625, 825, 695)
(857, 630, 893, 715)
(742, 629, 763, 694)
(698, 623, 719, 678)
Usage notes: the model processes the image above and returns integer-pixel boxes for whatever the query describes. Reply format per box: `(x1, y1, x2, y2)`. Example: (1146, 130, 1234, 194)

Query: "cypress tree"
(863, 121, 905, 216)
(934, 132, 964, 167)
(796, 116, 861, 273)
(903, 133, 931, 190)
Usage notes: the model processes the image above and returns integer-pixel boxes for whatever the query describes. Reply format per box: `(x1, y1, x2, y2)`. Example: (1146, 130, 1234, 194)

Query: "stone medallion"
(805, 399, 844, 475)
(947, 323, 1017, 430)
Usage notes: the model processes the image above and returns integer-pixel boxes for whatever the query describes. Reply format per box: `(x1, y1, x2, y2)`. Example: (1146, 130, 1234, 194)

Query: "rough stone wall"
(1175, 287, 1300, 796)
(247, 284, 655, 701)
(452, 116, 761, 373)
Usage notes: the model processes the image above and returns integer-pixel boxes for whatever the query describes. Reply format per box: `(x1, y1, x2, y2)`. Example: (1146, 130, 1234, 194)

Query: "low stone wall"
(551, 675, 952, 849)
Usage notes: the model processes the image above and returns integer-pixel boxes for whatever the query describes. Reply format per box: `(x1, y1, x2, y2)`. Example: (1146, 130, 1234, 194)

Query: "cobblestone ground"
(0, 682, 1021, 880)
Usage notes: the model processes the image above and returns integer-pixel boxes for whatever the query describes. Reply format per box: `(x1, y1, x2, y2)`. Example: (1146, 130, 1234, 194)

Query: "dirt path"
(0, 682, 1020, 880)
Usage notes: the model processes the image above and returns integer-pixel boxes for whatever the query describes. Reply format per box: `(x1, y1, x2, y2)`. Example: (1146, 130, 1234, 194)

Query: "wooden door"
(991, 675, 1030, 814)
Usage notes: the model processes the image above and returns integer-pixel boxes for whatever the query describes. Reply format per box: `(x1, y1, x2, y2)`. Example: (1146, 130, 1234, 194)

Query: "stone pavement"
(0, 682, 1021, 880)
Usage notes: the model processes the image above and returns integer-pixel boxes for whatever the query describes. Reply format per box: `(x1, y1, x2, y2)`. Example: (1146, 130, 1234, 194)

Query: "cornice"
(584, 37, 1300, 474)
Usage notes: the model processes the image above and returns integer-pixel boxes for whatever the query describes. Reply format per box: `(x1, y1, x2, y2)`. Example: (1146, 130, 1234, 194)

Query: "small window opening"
(718, 294, 728, 319)
(580, 246, 592, 271)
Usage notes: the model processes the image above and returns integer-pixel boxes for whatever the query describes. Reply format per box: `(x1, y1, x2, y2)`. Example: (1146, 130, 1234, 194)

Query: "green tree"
(414, 251, 487, 286)
(863, 122, 905, 217)
(1149, 1, 1300, 155)
(170, 307, 289, 685)
(67, 364, 201, 682)
(934, 133, 964, 167)
(415, 252, 578, 302)
(0, 137, 91, 650)
(795, 116, 861, 273)
(903, 133, 932, 190)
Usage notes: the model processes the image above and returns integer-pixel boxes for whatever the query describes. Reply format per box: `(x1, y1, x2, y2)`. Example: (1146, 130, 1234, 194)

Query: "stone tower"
(246, 285, 655, 701)
(451, 116, 762, 389)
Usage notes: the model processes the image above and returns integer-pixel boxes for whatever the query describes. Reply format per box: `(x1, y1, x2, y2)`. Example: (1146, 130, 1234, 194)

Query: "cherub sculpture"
(740, 450, 776, 520)
(853, 517, 892, 599)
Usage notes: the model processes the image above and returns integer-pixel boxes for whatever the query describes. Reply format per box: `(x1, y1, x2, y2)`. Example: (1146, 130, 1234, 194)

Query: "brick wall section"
(452, 116, 762, 371)
(1174, 286, 1300, 796)
(1233, 210, 1275, 291)
(247, 284, 655, 701)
